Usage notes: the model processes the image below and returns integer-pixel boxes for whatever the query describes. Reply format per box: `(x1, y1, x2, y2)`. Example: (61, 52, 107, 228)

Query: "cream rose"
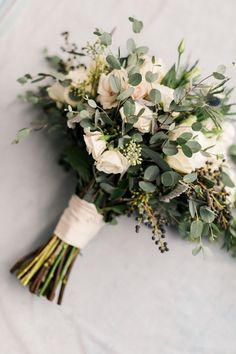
(83, 129, 106, 160)
(47, 67, 89, 107)
(166, 118, 215, 174)
(120, 102, 154, 133)
(96, 150, 130, 174)
(97, 68, 128, 109)
(132, 56, 166, 100)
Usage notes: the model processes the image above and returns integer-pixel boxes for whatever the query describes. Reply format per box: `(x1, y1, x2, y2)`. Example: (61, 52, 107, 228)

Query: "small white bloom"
(83, 129, 106, 160)
(96, 150, 130, 174)
(152, 83, 174, 112)
(97, 68, 128, 109)
(120, 101, 153, 134)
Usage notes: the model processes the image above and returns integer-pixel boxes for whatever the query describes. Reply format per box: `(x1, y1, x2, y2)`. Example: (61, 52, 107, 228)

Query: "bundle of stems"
(10, 235, 79, 305)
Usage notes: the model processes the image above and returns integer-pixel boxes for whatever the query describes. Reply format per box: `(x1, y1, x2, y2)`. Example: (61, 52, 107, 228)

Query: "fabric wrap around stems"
(54, 195, 104, 248)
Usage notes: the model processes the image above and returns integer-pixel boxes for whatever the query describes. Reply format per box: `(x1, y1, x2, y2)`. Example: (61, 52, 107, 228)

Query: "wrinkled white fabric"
(54, 195, 104, 248)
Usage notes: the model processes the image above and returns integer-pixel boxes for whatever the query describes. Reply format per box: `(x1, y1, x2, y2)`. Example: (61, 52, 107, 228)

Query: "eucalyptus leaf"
(190, 220, 203, 238)
(144, 165, 160, 181)
(106, 55, 121, 69)
(128, 72, 142, 86)
(145, 71, 158, 83)
(117, 87, 134, 101)
(183, 172, 197, 183)
(221, 171, 235, 188)
(161, 171, 181, 187)
(139, 181, 156, 193)
(109, 75, 121, 93)
(100, 32, 112, 46)
(12, 127, 32, 144)
(200, 206, 216, 223)
(149, 89, 161, 104)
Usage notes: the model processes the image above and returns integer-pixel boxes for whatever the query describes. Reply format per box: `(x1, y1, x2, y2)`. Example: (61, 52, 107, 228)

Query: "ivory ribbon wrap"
(54, 195, 104, 248)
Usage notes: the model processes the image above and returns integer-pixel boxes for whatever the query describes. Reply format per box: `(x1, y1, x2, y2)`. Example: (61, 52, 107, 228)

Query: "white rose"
(120, 101, 153, 133)
(152, 83, 174, 112)
(97, 68, 128, 109)
(132, 56, 166, 100)
(67, 67, 88, 87)
(96, 150, 130, 174)
(166, 118, 215, 174)
(47, 82, 77, 107)
(83, 129, 106, 160)
(47, 67, 89, 107)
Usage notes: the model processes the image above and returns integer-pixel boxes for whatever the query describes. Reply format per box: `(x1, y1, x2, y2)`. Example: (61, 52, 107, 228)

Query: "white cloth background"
(1, 1, 236, 353)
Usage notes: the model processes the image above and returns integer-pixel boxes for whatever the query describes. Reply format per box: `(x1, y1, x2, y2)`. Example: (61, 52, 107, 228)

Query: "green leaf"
(190, 220, 203, 238)
(160, 183, 188, 202)
(100, 32, 112, 46)
(111, 179, 128, 200)
(12, 127, 32, 144)
(221, 171, 235, 188)
(162, 141, 178, 156)
(149, 89, 161, 104)
(80, 118, 94, 129)
(117, 87, 134, 101)
(182, 144, 193, 157)
(109, 75, 121, 93)
(128, 72, 142, 86)
(144, 165, 160, 181)
(106, 55, 121, 69)
(183, 172, 197, 183)
(186, 140, 201, 153)
(150, 131, 168, 144)
(139, 181, 156, 193)
(17, 74, 32, 85)
(123, 99, 135, 116)
(201, 176, 215, 188)
(129, 17, 143, 33)
(145, 71, 158, 83)
(161, 171, 181, 187)
(192, 121, 202, 131)
(141, 145, 171, 171)
(100, 182, 115, 194)
(200, 206, 216, 223)
(213, 72, 225, 80)
(127, 115, 138, 124)
(173, 87, 186, 103)
(127, 38, 136, 53)
(189, 199, 197, 218)
(132, 133, 143, 142)
(192, 245, 202, 256)
(176, 132, 193, 145)
(134, 46, 149, 55)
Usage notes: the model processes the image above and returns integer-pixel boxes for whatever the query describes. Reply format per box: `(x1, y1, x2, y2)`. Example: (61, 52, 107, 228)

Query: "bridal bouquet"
(11, 17, 236, 305)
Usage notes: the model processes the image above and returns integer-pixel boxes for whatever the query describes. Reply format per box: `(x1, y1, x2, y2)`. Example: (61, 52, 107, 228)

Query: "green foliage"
(128, 17, 143, 33)
(149, 88, 161, 104)
(106, 55, 121, 69)
(12, 127, 32, 144)
(161, 171, 181, 187)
